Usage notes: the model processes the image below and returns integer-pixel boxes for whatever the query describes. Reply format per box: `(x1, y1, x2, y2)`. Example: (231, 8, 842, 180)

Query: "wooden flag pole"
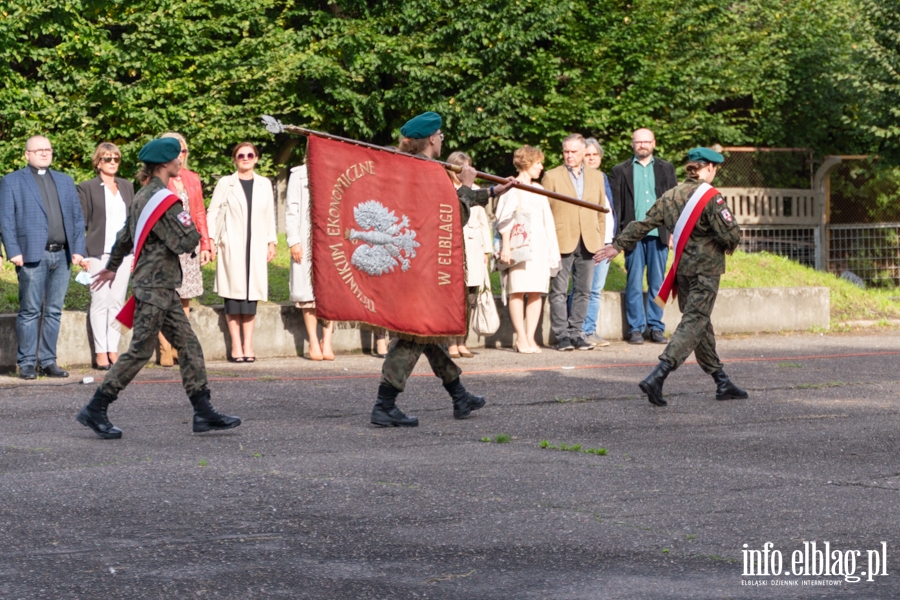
(262, 116, 608, 213)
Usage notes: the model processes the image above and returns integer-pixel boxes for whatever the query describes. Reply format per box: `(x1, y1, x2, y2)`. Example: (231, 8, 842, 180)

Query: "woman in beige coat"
(207, 142, 277, 362)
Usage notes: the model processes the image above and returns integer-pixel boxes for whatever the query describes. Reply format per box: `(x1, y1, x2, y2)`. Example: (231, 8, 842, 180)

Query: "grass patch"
(795, 381, 846, 390)
(539, 440, 607, 455)
(719, 251, 900, 323)
(778, 362, 803, 368)
(555, 396, 591, 403)
(480, 433, 512, 443)
(198, 459, 208, 467)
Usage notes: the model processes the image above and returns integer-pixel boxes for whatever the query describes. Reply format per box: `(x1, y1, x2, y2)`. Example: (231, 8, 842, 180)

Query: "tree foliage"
(0, 0, 891, 187)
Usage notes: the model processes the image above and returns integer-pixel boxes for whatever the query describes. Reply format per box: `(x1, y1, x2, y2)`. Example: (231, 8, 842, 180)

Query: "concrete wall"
(0, 286, 829, 368)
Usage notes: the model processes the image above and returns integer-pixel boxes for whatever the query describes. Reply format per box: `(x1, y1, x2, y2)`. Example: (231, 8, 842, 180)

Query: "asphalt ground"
(2, 329, 900, 599)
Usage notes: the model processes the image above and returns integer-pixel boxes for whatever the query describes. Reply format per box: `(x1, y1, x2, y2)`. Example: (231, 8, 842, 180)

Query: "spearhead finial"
(261, 115, 284, 134)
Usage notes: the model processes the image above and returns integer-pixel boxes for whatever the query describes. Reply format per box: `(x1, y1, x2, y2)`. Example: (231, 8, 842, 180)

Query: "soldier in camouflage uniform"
(596, 147, 748, 407)
(371, 112, 515, 427)
(76, 138, 240, 439)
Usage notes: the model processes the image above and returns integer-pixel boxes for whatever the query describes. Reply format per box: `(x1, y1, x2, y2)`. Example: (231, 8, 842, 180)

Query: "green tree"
(0, 0, 891, 189)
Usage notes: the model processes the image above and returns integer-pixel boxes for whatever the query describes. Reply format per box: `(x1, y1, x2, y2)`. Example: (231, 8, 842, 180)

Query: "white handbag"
(470, 270, 500, 336)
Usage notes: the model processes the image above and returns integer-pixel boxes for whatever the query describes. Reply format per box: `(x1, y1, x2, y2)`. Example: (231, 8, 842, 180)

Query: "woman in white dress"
(285, 164, 335, 361)
(446, 151, 492, 358)
(496, 146, 560, 353)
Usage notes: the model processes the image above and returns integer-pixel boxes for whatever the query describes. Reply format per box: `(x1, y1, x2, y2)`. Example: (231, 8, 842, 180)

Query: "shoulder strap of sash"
(654, 183, 719, 307)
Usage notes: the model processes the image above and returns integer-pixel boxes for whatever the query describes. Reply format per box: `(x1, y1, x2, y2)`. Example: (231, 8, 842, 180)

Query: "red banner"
(307, 135, 467, 337)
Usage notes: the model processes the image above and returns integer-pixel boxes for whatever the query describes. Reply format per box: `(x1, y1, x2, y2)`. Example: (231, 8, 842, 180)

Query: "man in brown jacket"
(542, 134, 608, 351)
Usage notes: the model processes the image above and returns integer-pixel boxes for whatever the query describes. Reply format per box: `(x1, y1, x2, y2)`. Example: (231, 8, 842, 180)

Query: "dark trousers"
(100, 290, 208, 397)
(15, 249, 70, 368)
(380, 339, 462, 392)
(549, 238, 594, 340)
(660, 274, 723, 374)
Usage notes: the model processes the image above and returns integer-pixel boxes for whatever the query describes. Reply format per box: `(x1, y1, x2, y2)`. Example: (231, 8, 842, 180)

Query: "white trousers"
(87, 254, 133, 353)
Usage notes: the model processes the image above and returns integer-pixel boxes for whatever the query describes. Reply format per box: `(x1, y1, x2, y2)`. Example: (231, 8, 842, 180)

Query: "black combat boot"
(639, 361, 673, 407)
(76, 389, 122, 439)
(371, 383, 418, 427)
(712, 370, 749, 400)
(189, 389, 242, 432)
(444, 378, 486, 419)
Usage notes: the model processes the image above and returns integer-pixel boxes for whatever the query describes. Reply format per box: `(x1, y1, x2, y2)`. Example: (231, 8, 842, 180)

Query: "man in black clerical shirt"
(0, 136, 86, 379)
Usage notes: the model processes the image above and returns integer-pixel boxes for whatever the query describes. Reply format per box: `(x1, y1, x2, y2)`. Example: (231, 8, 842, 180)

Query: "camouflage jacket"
(612, 178, 741, 277)
(107, 176, 201, 295)
(456, 186, 490, 225)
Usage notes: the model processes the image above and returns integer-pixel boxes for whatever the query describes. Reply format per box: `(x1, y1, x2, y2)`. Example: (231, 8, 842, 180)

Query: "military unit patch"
(720, 208, 733, 223)
(176, 211, 193, 227)
(716, 197, 724, 204)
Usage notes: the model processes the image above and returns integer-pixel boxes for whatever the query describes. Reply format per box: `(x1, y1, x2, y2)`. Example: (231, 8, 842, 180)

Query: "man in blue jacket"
(0, 136, 86, 379)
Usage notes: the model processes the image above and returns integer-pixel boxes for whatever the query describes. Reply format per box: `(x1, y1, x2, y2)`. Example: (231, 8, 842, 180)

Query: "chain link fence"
(717, 147, 814, 189)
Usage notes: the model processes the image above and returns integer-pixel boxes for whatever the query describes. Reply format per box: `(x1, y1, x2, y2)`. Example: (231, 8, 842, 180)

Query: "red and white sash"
(115, 188, 182, 328)
(653, 182, 720, 308)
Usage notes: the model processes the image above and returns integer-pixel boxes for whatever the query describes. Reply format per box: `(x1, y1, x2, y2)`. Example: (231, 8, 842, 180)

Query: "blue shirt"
(632, 156, 658, 238)
(566, 165, 584, 200)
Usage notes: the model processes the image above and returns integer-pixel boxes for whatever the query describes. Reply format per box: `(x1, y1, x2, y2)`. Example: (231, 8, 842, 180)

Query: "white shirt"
(103, 184, 127, 254)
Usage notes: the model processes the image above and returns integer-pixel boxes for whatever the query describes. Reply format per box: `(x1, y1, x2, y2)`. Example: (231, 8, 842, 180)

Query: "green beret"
(687, 147, 724, 164)
(400, 112, 442, 139)
(138, 138, 182, 164)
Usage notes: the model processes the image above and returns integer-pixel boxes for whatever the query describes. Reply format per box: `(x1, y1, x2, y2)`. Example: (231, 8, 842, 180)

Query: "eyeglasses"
(434, 132, 444, 141)
(101, 156, 121, 164)
(632, 140, 654, 146)
(236, 152, 256, 160)
(180, 149, 189, 155)
(27, 148, 53, 154)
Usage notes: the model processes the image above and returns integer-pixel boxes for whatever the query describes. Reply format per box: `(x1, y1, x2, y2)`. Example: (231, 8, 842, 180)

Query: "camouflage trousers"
(660, 274, 724, 374)
(99, 289, 208, 398)
(380, 339, 462, 392)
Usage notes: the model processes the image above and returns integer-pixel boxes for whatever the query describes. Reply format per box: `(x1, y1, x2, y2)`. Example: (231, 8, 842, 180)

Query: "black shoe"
(190, 390, 242, 432)
(628, 330, 645, 345)
(712, 370, 749, 400)
(371, 383, 419, 426)
(40, 363, 69, 378)
(573, 336, 594, 351)
(444, 378, 486, 419)
(650, 329, 667, 344)
(76, 390, 122, 439)
(639, 360, 672, 406)
(18, 365, 36, 380)
(371, 404, 419, 427)
(557, 337, 574, 351)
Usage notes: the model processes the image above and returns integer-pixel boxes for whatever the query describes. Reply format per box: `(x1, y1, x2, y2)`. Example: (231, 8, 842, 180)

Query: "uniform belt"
(45, 243, 67, 252)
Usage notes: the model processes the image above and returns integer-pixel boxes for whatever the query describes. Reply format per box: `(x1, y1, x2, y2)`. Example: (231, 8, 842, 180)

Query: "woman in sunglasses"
(156, 131, 213, 367)
(76, 142, 135, 370)
(207, 142, 277, 362)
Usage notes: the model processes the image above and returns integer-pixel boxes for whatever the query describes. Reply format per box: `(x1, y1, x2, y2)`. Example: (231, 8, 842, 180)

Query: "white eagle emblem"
(346, 200, 420, 276)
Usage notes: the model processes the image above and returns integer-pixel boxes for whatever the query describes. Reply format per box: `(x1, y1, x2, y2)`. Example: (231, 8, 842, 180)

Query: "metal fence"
(827, 224, 900, 287)
(719, 149, 900, 287)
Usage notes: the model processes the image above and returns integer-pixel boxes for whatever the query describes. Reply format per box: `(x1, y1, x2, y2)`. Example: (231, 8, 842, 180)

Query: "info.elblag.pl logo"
(741, 542, 888, 586)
